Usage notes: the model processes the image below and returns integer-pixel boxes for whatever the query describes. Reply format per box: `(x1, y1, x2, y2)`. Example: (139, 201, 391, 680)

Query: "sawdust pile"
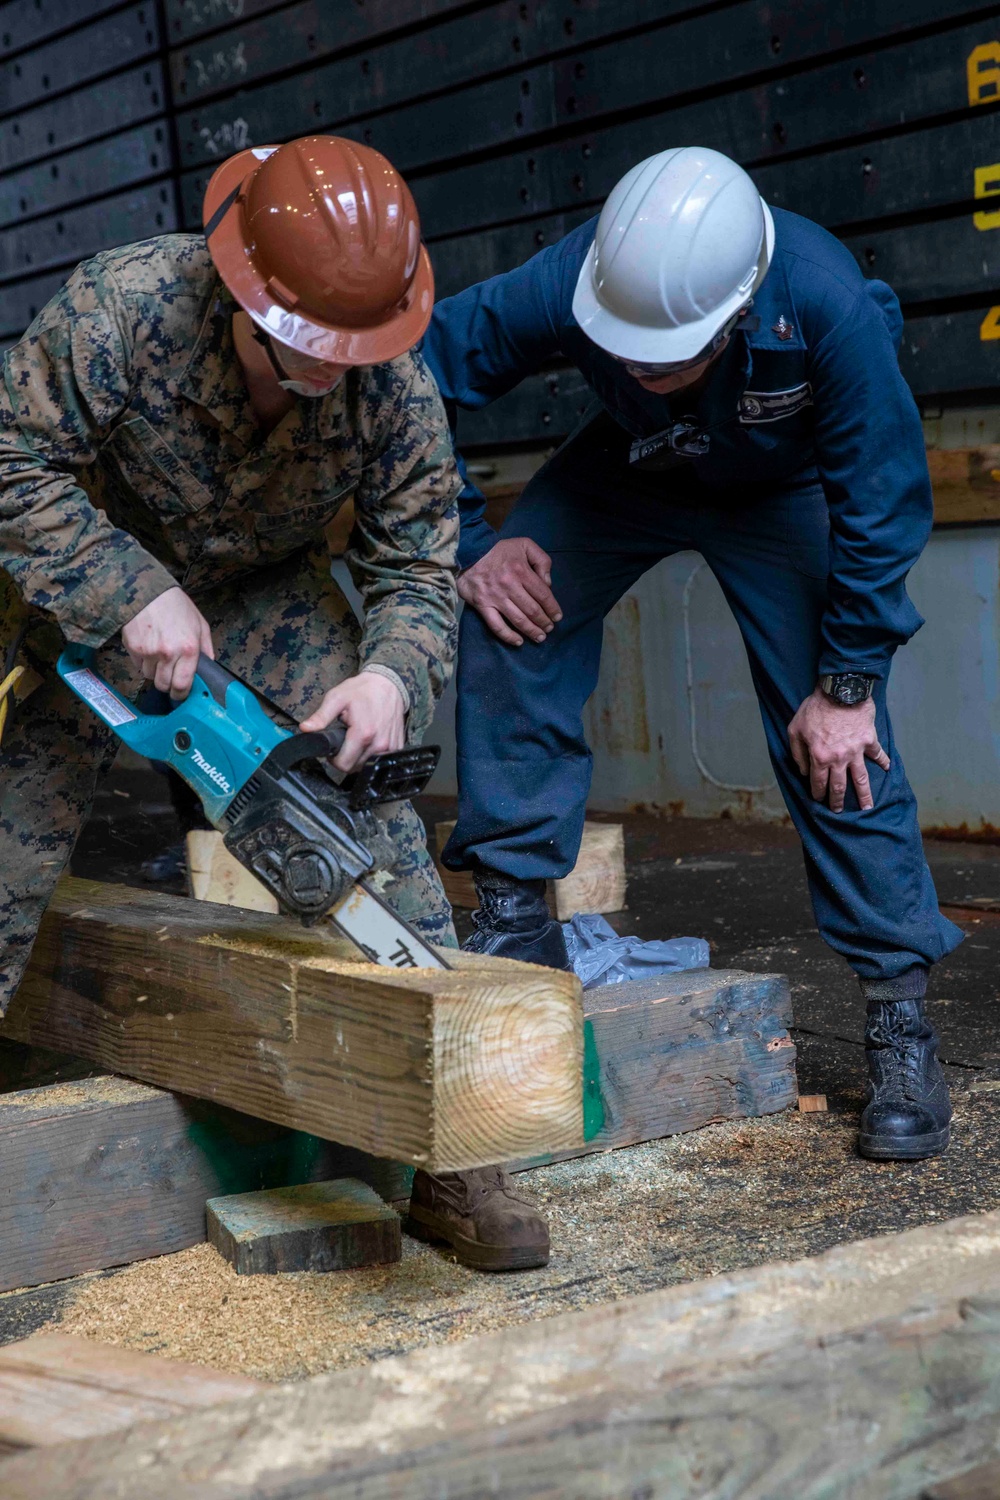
(43, 1098, 991, 1384)
(48, 1112, 852, 1382)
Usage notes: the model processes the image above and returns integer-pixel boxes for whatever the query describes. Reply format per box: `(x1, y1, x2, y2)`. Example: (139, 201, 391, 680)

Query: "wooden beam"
(207, 1179, 401, 1275)
(929, 445, 1000, 525)
(1, 879, 584, 1173)
(510, 967, 797, 1169)
(0, 1073, 416, 1293)
(8, 1211, 1000, 1497)
(435, 819, 627, 917)
(0, 1333, 260, 1455)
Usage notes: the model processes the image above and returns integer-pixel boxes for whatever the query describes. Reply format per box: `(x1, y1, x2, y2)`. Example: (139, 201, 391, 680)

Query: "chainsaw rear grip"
(196, 653, 347, 758)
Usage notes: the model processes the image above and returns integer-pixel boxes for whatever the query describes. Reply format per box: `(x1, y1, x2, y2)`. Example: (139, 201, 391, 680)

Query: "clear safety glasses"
(613, 306, 746, 378)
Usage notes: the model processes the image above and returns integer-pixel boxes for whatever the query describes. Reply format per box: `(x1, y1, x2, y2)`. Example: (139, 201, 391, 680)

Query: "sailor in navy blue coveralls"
(423, 205, 963, 997)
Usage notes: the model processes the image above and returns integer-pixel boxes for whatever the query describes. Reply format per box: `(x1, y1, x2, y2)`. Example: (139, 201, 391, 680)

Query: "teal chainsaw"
(57, 646, 451, 971)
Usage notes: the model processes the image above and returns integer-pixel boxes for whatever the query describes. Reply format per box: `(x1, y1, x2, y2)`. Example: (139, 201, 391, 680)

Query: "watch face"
(831, 675, 871, 706)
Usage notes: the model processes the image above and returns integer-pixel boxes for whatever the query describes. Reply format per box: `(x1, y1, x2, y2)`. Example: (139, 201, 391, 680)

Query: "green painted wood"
(207, 1178, 401, 1274)
(509, 968, 797, 1170)
(0, 1073, 413, 1292)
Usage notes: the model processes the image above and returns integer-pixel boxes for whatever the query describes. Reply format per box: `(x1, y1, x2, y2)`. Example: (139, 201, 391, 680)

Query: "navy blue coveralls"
(422, 206, 963, 981)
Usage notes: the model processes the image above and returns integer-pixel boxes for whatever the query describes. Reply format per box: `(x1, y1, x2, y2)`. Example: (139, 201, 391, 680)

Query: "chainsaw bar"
(329, 879, 452, 970)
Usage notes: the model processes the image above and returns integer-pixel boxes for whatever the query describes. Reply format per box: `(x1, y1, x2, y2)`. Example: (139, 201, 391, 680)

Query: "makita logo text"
(190, 748, 233, 796)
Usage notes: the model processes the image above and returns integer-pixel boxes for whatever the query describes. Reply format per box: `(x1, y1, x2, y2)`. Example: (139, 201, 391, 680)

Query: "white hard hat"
(572, 146, 775, 365)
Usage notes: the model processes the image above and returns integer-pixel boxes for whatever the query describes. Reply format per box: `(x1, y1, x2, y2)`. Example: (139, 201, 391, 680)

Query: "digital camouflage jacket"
(0, 234, 461, 730)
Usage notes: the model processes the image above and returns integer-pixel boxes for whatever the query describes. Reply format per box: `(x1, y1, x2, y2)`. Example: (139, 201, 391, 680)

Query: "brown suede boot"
(406, 1166, 550, 1271)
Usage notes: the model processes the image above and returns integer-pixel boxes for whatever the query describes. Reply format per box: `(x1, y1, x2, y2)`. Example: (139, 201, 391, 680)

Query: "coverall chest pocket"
(102, 417, 214, 519)
(248, 442, 362, 550)
(251, 484, 358, 552)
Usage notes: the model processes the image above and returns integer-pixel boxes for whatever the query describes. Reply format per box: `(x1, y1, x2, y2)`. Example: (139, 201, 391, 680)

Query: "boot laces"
(868, 1006, 925, 1101)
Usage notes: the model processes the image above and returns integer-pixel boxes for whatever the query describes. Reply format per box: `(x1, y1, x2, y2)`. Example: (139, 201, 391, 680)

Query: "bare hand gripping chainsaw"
(57, 646, 451, 971)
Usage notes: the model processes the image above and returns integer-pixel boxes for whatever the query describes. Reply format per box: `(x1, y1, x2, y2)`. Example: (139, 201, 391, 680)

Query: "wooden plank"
(207, 1178, 401, 1275)
(10, 1211, 1000, 1497)
(186, 830, 278, 914)
(0, 1076, 224, 1293)
(510, 967, 797, 1169)
(0, 1071, 416, 1293)
(0, 1332, 260, 1454)
(435, 819, 626, 917)
(1, 878, 584, 1173)
(928, 447, 1000, 525)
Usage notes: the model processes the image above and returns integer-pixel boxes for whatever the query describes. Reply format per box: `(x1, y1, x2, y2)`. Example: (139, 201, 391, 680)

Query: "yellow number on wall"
(980, 307, 1000, 340)
(968, 42, 1000, 105)
(974, 163, 1000, 229)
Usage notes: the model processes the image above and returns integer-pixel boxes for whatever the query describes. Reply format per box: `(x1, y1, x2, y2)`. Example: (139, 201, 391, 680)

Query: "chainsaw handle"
(194, 654, 347, 756)
(195, 653, 237, 706)
(307, 720, 347, 757)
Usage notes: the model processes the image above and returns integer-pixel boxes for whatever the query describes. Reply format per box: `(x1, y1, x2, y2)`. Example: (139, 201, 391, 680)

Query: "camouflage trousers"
(0, 545, 456, 1014)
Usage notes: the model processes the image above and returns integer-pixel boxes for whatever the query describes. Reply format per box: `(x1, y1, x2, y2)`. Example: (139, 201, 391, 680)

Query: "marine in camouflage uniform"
(0, 231, 461, 1011)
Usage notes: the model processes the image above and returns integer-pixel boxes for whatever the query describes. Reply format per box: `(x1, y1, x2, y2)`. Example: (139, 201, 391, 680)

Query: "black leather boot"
(858, 970, 951, 1161)
(462, 872, 571, 969)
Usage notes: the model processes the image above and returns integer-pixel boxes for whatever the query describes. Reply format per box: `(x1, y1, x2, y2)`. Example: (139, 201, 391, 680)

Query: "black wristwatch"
(819, 673, 875, 707)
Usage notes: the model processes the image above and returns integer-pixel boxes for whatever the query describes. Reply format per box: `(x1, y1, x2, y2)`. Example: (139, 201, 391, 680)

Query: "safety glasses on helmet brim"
(613, 307, 747, 378)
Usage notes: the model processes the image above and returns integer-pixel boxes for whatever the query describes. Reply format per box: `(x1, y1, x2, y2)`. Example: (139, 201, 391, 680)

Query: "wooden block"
(4, 878, 584, 1172)
(433, 821, 478, 909)
(0, 1332, 260, 1454)
(549, 821, 626, 920)
(207, 1177, 401, 1275)
(0, 1072, 415, 1293)
(923, 1460, 1000, 1499)
(928, 445, 1000, 525)
(435, 819, 626, 916)
(323, 496, 355, 556)
(12, 1211, 1000, 1498)
(186, 830, 278, 914)
(798, 1092, 828, 1113)
(509, 968, 797, 1169)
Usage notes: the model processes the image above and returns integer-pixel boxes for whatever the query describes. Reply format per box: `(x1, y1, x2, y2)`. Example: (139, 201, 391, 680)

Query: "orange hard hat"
(203, 135, 433, 365)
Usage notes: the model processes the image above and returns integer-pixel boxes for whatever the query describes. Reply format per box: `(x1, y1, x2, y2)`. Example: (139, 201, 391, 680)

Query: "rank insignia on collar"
(772, 315, 794, 341)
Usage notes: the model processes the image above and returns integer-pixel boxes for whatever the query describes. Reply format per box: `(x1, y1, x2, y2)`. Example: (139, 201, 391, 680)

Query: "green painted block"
(207, 1177, 401, 1276)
